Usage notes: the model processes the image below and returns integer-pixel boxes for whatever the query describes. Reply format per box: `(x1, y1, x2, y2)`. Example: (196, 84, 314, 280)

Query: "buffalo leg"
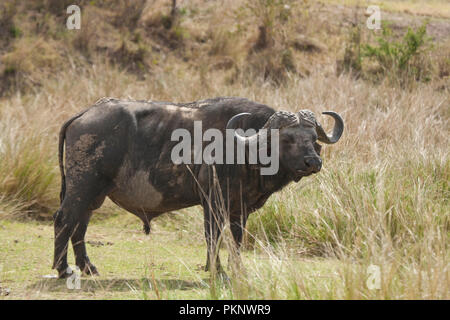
(71, 192, 108, 275)
(71, 211, 98, 275)
(52, 198, 82, 278)
(53, 180, 110, 278)
(228, 213, 248, 269)
(52, 207, 69, 277)
(203, 205, 225, 274)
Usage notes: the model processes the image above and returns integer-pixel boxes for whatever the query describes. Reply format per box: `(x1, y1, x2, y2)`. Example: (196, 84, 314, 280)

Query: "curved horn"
(316, 111, 344, 144)
(226, 112, 258, 143)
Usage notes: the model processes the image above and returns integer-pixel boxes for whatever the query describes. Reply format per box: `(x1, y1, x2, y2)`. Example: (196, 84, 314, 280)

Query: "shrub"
(32, 0, 80, 15)
(339, 21, 434, 87)
(111, 38, 148, 73)
(0, 37, 62, 94)
(242, 0, 300, 85)
(337, 25, 362, 77)
(362, 22, 433, 85)
(0, 0, 18, 42)
(113, 0, 147, 31)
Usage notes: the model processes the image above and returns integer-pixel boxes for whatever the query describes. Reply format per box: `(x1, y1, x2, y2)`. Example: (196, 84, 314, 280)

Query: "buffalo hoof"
(57, 266, 74, 279)
(205, 263, 229, 282)
(82, 263, 99, 276)
(217, 271, 231, 283)
(207, 267, 230, 283)
(204, 261, 224, 272)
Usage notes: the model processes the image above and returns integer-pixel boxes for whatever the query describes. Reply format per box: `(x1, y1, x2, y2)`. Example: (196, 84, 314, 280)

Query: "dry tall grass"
(1, 57, 447, 298)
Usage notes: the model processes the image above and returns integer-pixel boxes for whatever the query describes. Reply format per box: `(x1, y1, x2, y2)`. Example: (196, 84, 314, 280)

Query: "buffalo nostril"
(305, 157, 322, 172)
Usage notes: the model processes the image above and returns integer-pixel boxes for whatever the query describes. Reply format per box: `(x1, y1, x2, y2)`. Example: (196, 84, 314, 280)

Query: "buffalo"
(52, 97, 343, 278)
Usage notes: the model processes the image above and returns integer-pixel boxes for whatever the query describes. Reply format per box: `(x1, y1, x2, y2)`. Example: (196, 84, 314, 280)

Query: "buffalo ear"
(313, 142, 322, 155)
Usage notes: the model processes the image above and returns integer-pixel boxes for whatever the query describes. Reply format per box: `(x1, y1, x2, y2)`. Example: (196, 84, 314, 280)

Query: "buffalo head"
(226, 109, 344, 181)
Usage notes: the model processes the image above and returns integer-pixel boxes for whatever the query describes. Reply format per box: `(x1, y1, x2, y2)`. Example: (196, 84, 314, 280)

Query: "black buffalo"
(52, 97, 343, 278)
